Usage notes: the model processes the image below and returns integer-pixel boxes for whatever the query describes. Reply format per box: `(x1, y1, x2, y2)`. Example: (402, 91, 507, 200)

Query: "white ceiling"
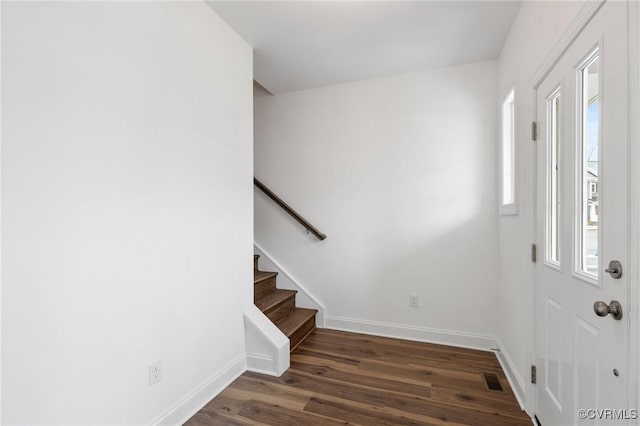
(207, 1, 522, 94)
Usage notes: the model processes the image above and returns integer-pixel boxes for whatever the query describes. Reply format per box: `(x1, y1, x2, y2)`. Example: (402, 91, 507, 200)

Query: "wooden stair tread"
(254, 270, 277, 284)
(274, 307, 318, 337)
(255, 289, 297, 312)
(252, 257, 317, 351)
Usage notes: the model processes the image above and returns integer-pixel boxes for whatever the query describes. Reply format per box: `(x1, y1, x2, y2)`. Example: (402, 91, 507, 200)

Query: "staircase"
(254, 255, 317, 351)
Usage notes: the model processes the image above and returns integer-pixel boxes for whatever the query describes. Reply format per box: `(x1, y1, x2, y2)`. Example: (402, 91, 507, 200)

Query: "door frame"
(527, 0, 640, 419)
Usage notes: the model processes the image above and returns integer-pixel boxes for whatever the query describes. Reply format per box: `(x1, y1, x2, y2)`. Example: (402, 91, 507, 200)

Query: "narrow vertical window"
(501, 89, 516, 213)
(578, 52, 599, 277)
(547, 90, 561, 264)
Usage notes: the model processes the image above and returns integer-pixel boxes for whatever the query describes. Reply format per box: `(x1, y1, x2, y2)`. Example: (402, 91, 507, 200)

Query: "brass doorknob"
(593, 300, 623, 320)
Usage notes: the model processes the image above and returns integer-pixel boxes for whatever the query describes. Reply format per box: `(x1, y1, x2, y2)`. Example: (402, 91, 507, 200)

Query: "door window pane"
(579, 54, 599, 277)
(547, 91, 561, 264)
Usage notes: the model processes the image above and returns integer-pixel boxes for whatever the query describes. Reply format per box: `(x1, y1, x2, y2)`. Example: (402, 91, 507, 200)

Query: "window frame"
(500, 88, 517, 215)
(545, 86, 562, 268)
(573, 47, 601, 285)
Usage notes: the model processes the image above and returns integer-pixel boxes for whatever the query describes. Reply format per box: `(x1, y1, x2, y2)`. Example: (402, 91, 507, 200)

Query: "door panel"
(545, 297, 563, 411)
(574, 314, 600, 419)
(535, 2, 629, 424)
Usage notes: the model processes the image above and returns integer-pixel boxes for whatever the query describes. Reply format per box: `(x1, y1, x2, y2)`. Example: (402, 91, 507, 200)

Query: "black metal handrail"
(254, 177, 327, 241)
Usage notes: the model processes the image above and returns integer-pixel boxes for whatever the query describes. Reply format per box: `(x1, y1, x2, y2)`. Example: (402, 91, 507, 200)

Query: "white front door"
(535, 1, 630, 425)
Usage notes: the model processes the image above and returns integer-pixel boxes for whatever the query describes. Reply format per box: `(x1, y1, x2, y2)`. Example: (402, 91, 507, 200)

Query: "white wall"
(496, 0, 586, 409)
(1, 2, 253, 424)
(254, 61, 499, 348)
(0, 3, 4, 421)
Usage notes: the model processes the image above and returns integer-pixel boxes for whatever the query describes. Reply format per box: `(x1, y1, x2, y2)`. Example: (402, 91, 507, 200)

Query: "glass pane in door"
(547, 91, 561, 264)
(578, 53, 599, 277)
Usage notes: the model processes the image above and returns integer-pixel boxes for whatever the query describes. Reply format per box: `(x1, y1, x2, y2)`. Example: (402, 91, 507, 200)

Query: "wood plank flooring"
(186, 329, 531, 425)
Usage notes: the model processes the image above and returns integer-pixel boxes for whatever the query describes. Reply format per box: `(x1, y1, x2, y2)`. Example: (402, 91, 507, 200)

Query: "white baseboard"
(495, 339, 526, 411)
(324, 315, 497, 352)
(246, 352, 279, 376)
(152, 354, 246, 426)
(244, 305, 290, 376)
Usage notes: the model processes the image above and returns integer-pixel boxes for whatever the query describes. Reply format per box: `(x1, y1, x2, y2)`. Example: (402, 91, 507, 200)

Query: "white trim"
(325, 316, 496, 352)
(151, 354, 246, 426)
(500, 204, 518, 216)
(254, 242, 326, 327)
(627, 0, 640, 416)
(495, 339, 526, 411)
(543, 85, 563, 268)
(500, 87, 518, 216)
(572, 43, 603, 288)
(243, 305, 290, 377)
(570, 270, 599, 288)
(245, 352, 279, 376)
(530, 0, 606, 88)
(543, 260, 561, 273)
(500, 194, 517, 216)
(0, 1, 3, 420)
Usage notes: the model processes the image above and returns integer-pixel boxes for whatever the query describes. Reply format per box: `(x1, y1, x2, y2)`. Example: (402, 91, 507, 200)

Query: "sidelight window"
(501, 89, 516, 214)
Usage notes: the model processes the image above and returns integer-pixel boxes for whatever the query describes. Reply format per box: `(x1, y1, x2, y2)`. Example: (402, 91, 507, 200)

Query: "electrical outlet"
(149, 360, 162, 386)
(409, 294, 419, 308)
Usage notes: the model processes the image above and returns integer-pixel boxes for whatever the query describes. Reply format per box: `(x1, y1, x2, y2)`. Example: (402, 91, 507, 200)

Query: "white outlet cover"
(149, 360, 162, 386)
(409, 294, 419, 308)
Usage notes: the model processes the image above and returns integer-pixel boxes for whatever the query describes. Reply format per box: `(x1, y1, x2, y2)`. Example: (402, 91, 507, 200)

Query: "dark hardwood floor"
(186, 329, 531, 425)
